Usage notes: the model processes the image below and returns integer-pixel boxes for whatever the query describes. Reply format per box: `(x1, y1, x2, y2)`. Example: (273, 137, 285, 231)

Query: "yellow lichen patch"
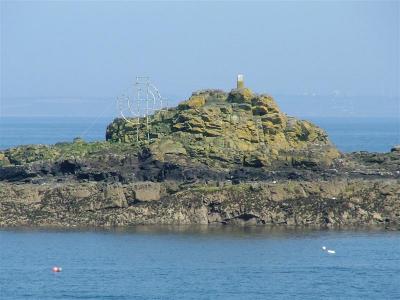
(267, 132, 290, 150)
(178, 95, 206, 109)
(105, 86, 339, 168)
(227, 88, 254, 104)
(236, 127, 253, 142)
(234, 139, 256, 152)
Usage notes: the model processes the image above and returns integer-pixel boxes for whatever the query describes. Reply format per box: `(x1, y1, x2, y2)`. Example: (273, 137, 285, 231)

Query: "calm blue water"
(0, 117, 399, 152)
(0, 227, 399, 299)
(0, 117, 114, 150)
(308, 117, 400, 153)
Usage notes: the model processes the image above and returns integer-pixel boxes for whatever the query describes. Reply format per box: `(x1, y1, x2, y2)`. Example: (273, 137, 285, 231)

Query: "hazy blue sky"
(1, 1, 399, 117)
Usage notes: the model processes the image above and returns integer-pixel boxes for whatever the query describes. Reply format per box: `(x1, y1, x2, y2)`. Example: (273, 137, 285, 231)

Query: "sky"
(0, 1, 399, 117)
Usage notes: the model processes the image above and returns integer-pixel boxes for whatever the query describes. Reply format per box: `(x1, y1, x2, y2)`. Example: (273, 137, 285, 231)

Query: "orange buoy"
(52, 266, 62, 272)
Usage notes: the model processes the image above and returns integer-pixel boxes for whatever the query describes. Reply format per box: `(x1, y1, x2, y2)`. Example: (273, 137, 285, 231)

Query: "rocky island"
(1, 82, 399, 228)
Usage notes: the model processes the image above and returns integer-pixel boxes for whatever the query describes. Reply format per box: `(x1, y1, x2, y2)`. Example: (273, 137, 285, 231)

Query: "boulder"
(227, 88, 254, 104)
(124, 182, 161, 202)
(178, 95, 206, 109)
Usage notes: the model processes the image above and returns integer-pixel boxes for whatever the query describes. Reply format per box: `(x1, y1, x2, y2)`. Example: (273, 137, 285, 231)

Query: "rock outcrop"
(106, 88, 339, 169)
(0, 86, 399, 228)
(0, 178, 398, 227)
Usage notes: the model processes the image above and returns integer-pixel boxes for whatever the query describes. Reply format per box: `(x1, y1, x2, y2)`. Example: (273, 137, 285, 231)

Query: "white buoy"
(322, 246, 336, 254)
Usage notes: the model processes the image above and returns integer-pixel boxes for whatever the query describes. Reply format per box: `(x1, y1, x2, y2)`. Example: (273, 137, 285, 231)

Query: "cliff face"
(0, 87, 399, 228)
(106, 88, 339, 169)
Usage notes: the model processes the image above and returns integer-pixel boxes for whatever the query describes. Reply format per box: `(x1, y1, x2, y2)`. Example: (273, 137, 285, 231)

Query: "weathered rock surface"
(106, 88, 339, 168)
(0, 87, 399, 228)
(0, 179, 398, 227)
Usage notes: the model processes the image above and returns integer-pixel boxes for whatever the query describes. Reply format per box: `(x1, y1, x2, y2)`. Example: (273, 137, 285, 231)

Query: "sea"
(0, 117, 400, 299)
(0, 227, 399, 299)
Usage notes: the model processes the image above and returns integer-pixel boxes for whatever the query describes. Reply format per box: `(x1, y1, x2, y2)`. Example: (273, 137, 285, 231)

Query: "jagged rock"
(105, 87, 339, 168)
(227, 88, 254, 103)
(178, 95, 206, 109)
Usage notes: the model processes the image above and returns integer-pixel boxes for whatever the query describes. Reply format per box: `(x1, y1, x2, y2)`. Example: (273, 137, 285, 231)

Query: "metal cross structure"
(117, 77, 167, 142)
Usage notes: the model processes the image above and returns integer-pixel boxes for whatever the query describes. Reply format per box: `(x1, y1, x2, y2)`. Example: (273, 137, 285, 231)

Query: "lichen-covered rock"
(178, 95, 206, 109)
(106, 87, 339, 168)
(227, 88, 254, 104)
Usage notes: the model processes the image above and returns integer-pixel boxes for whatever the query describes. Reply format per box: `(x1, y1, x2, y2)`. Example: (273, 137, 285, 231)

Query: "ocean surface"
(0, 116, 399, 152)
(0, 227, 399, 300)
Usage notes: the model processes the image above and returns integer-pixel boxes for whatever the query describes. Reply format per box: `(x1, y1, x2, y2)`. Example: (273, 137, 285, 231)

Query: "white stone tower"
(237, 74, 244, 89)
